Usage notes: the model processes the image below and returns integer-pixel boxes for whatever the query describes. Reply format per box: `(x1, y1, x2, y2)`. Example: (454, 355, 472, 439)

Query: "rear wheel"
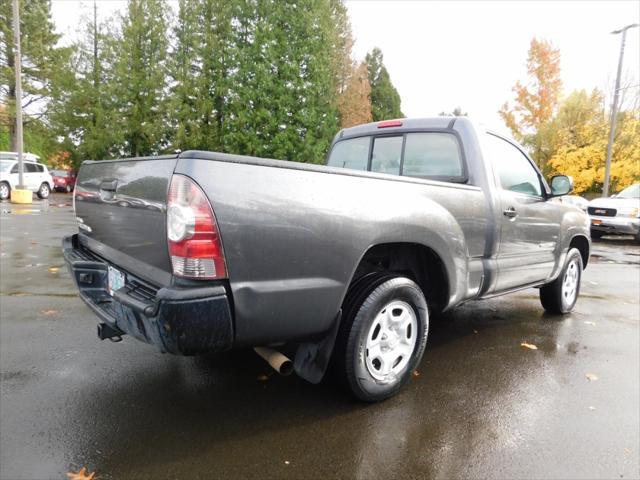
(37, 183, 50, 199)
(540, 248, 583, 314)
(334, 273, 429, 402)
(0, 182, 10, 201)
(65, 184, 72, 193)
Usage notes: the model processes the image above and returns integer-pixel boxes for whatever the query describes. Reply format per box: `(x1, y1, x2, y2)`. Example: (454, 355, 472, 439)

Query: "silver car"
(588, 184, 640, 242)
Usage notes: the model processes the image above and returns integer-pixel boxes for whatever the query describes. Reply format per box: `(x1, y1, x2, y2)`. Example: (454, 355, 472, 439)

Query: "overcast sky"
(51, 0, 640, 133)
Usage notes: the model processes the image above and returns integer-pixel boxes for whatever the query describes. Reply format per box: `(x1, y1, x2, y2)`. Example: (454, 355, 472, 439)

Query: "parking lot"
(1, 194, 639, 480)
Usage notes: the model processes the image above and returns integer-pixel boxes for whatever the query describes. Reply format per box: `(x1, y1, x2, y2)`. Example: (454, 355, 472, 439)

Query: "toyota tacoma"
(63, 117, 590, 401)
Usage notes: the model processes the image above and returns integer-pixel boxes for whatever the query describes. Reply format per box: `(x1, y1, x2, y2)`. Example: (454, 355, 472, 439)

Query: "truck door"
(484, 133, 562, 292)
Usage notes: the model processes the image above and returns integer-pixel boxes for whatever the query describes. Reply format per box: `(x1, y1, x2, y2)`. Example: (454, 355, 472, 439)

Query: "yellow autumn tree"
(500, 38, 562, 170)
(547, 90, 640, 194)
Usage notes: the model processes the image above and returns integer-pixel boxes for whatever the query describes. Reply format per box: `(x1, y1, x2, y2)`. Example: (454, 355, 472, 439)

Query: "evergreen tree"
(51, 3, 119, 161)
(365, 47, 403, 121)
(199, 0, 235, 152)
(0, 0, 70, 151)
(168, 0, 202, 151)
(329, 0, 354, 98)
(113, 0, 169, 157)
(222, 0, 338, 163)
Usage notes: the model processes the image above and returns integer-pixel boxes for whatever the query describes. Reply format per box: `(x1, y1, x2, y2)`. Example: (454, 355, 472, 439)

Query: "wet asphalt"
(0, 194, 639, 480)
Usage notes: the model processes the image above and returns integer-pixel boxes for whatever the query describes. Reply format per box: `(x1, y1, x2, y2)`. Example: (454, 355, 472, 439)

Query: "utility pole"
(602, 23, 639, 197)
(12, 0, 24, 190)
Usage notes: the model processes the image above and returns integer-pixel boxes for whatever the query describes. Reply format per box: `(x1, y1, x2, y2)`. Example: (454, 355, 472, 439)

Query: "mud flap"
(293, 310, 342, 384)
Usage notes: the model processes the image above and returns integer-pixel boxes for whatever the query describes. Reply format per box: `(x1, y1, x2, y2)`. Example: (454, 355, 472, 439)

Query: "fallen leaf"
(48, 266, 60, 274)
(624, 448, 632, 455)
(586, 373, 598, 381)
(520, 342, 538, 350)
(584, 321, 596, 326)
(66, 467, 95, 480)
(30, 241, 38, 245)
(257, 374, 269, 382)
(40, 309, 58, 316)
(412, 370, 420, 377)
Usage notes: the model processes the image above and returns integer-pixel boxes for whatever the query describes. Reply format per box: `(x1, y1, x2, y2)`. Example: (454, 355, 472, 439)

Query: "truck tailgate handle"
(503, 207, 518, 218)
(100, 179, 118, 192)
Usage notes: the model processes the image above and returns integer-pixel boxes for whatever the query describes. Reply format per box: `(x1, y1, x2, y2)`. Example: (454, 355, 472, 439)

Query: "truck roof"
(334, 117, 462, 141)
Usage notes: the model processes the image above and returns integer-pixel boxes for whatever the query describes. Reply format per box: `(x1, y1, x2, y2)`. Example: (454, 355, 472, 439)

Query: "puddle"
(0, 207, 45, 215)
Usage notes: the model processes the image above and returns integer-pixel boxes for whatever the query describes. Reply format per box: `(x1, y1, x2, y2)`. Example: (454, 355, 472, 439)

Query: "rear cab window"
(326, 136, 370, 171)
(327, 131, 465, 183)
(371, 136, 403, 175)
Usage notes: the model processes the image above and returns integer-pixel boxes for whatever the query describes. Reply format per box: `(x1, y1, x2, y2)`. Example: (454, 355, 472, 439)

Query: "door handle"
(503, 207, 518, 218)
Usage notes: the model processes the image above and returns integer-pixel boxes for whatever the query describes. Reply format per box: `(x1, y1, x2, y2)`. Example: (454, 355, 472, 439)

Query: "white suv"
(0, 159, 54, 200)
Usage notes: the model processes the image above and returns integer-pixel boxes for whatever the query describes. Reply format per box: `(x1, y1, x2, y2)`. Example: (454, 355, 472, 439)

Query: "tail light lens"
(167, 174, 227, 279)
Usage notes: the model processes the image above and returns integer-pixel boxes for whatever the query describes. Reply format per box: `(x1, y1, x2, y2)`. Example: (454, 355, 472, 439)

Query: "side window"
(402, 133, 463, 179)
(484, 133, 542, 197)
(10, 164, 18, 174)
(25, 163, 38, 173)
(371, 136, 402, 175)
(37, 164, 44, 173)
(327, 137, 370, 171)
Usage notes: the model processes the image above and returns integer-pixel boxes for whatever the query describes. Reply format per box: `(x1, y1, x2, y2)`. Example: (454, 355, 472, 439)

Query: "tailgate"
(73, 156, 178, 286)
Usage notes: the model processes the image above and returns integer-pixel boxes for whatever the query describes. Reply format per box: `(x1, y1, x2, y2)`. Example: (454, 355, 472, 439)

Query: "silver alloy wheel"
(0, 183, 8, 200)
(40, 184, 50, 197)
(365, 300, 418, 382)
(562, 259, 579, 305)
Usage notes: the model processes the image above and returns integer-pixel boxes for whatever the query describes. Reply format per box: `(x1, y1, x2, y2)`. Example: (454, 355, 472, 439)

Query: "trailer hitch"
(97, 322, 124, 342)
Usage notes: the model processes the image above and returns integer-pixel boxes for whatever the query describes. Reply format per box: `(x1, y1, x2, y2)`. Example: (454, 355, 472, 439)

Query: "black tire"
(0, 182, 10, 201)
(590, 229, 604, 240)
(540, 248, 583, 314)
(65, 184, 72, 193)
(333, 273, 429, 402)
(37, 183, 50, 199)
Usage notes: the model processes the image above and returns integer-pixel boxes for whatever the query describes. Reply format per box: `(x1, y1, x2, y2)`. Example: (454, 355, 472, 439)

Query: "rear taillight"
(167, 174, 227, 279)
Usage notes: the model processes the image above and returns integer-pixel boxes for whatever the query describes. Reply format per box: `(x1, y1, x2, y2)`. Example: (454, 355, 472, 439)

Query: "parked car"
(0, 159, 53, 200)
(63, 117, 590, 401)
(51, 169, 77, 193)
(588, 183, 640, 242)
(0, 151, 40, 162)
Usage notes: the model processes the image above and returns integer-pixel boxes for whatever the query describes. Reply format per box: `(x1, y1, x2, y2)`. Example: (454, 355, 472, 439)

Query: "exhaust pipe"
(254, 346, 294, 376)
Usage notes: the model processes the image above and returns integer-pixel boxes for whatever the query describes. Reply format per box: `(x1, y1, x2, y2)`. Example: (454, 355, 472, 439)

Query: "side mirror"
(550, 175, 573, 197)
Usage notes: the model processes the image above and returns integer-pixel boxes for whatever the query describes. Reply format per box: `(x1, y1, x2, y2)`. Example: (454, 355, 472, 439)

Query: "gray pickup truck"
(63, 117, 590, 401)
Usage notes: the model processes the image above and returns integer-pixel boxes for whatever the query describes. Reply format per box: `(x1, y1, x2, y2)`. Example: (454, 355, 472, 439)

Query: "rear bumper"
(62, 234, 234, 355)
(590, 215, 640, 235)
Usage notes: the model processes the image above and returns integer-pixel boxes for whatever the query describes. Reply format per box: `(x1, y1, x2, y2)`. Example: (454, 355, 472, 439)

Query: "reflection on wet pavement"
(1, 194, 639, 479)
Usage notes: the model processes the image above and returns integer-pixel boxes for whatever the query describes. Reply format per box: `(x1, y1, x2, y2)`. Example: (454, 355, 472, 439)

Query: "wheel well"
(569, 235, 589, 269)
(349, 243, 449, 313)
